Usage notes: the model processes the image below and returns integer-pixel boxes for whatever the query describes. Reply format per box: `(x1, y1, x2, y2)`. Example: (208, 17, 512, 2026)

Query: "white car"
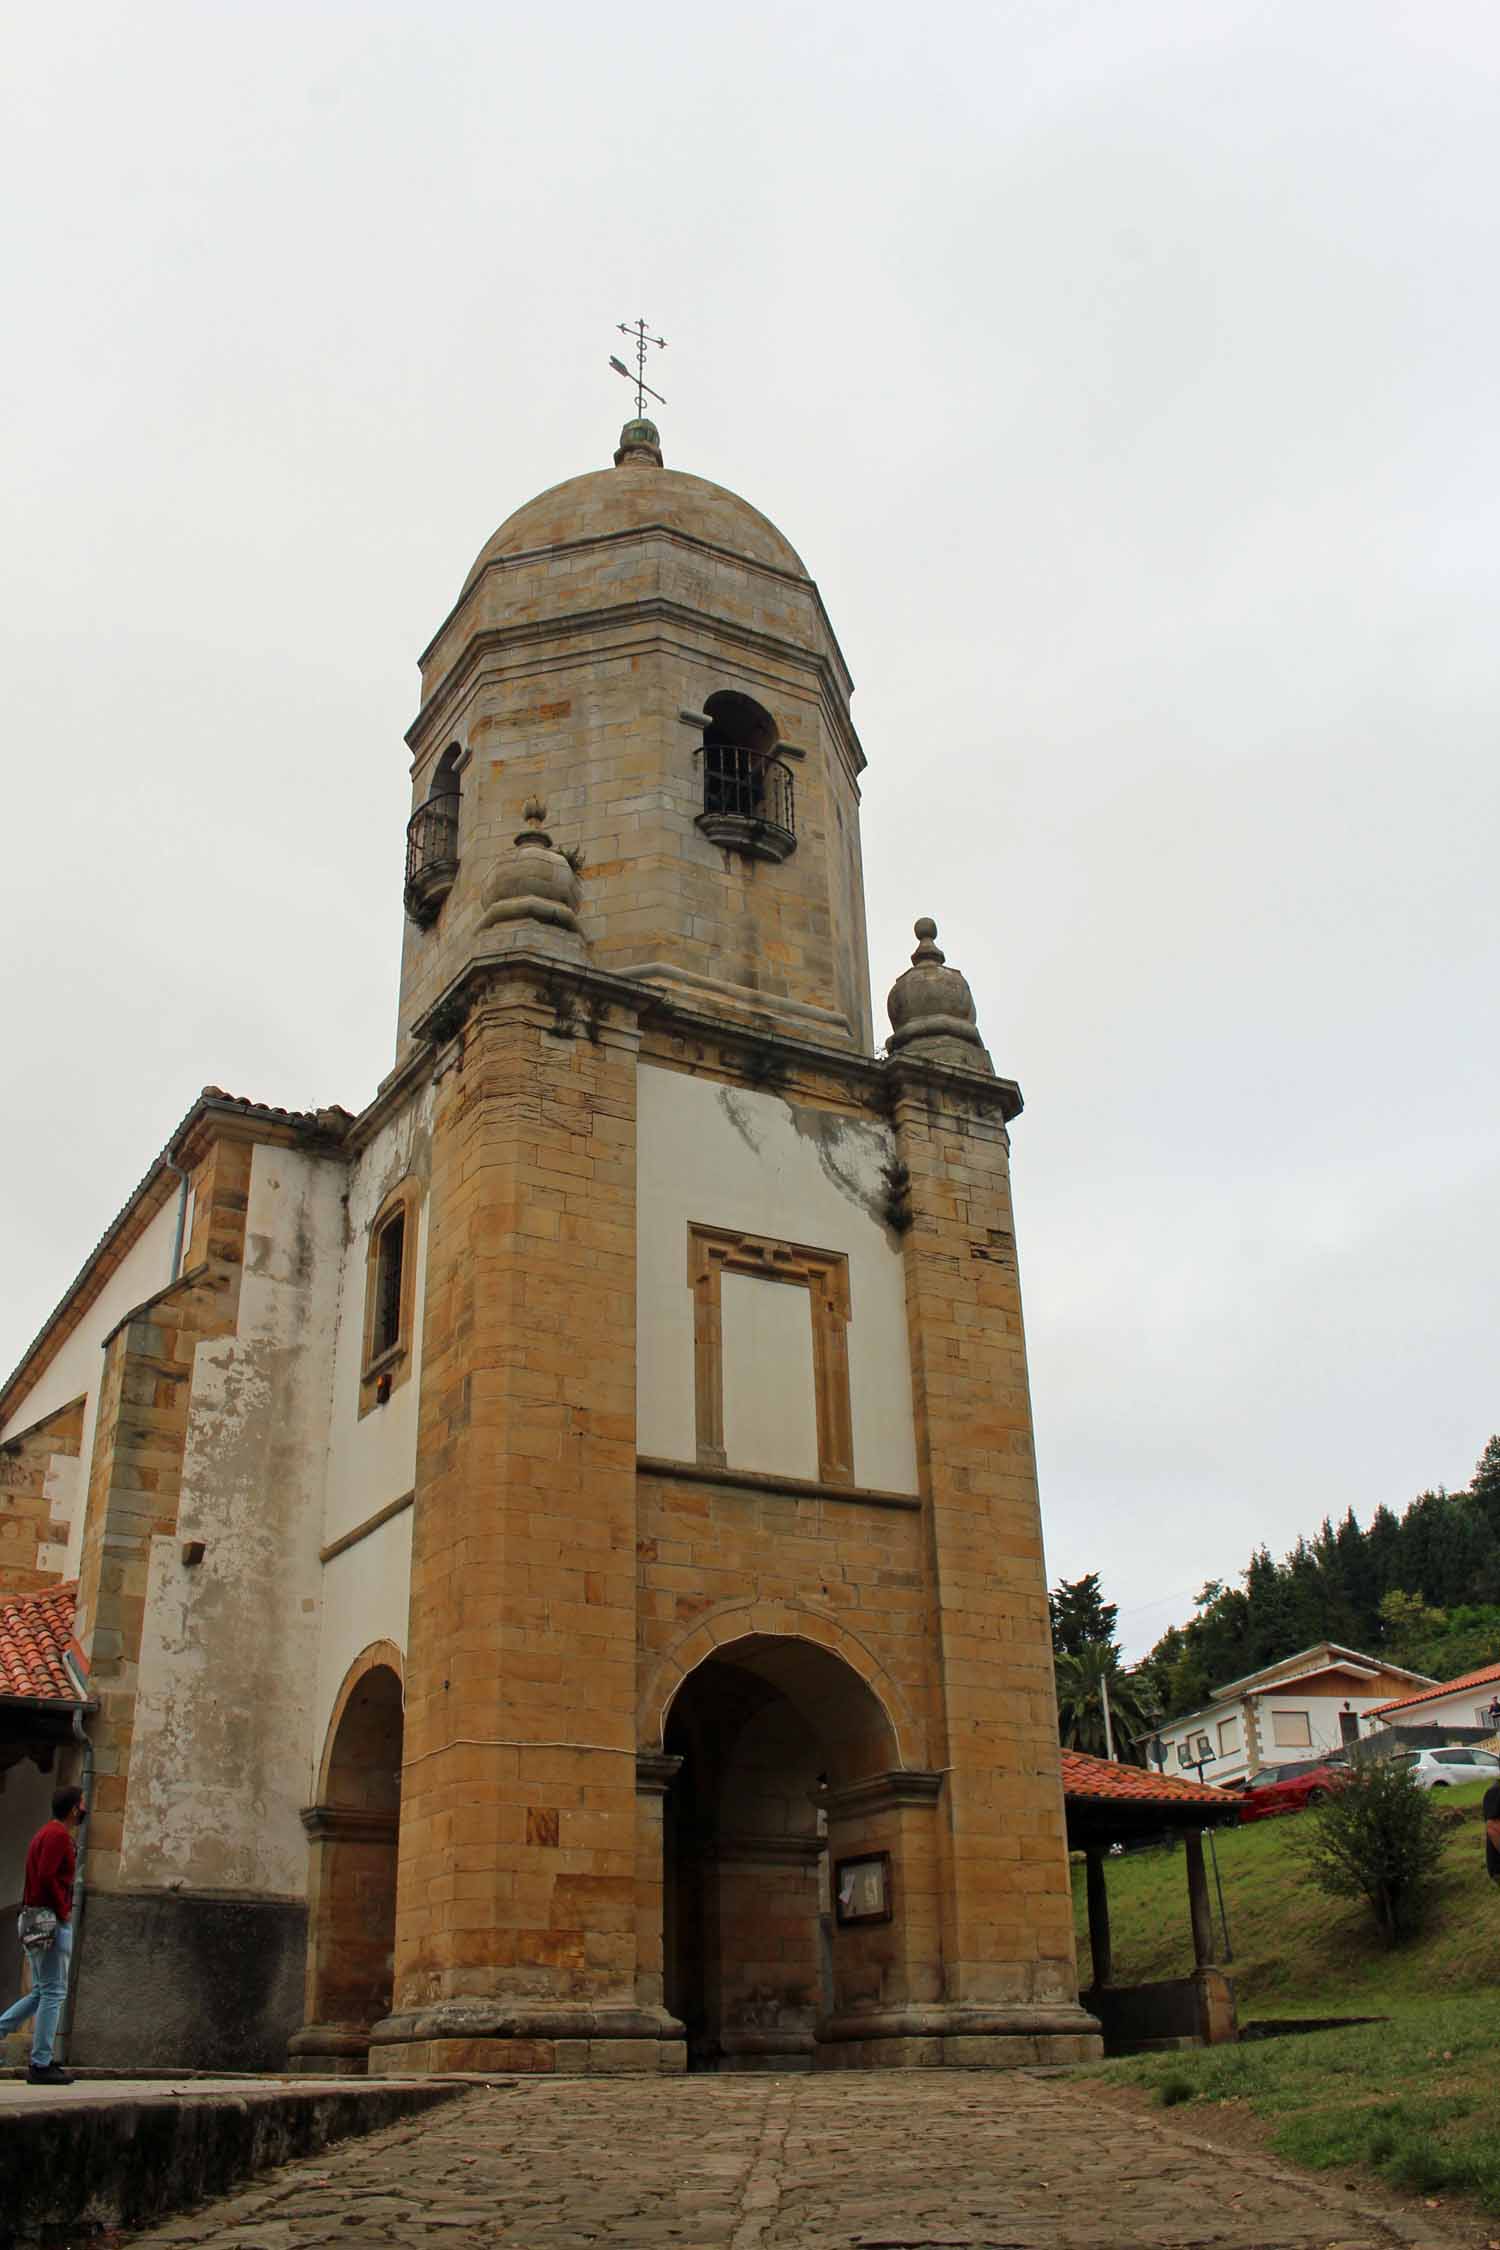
(1389, 1746, 1500, 1790)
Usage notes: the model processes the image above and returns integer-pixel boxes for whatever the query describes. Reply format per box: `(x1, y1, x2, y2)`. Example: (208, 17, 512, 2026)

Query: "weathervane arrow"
(611, 319, 666, 414)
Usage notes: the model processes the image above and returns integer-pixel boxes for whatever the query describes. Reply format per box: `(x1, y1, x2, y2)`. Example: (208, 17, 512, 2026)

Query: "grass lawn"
(1084, 1994, 1500, 2216)
(1073, 1778, 1500, 2215)
(1072, 1777, 1500, 2011)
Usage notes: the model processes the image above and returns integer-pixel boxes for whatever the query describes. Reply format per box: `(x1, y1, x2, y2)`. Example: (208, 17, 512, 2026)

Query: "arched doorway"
(662, 1634, 902, 2071)
(289, 1650, 403, 2075)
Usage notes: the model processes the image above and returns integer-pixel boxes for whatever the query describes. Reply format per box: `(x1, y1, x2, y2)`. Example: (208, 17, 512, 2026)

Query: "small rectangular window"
(1271, 1709, 1312, 1748)
(372, 1212, 405, 1360)
(1217, 1717, 1240, 1755)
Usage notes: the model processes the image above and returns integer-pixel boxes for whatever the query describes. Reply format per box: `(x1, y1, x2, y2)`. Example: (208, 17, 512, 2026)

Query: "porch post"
(1084, 1848, 1112, 1988)
(1184, 1831, 1214, 1966)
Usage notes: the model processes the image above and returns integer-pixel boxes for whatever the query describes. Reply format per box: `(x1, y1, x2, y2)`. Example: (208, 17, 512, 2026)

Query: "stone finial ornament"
(614, 417, 664, 468)
(885, 918, 994, 1075)
(479, 799, 585, 948)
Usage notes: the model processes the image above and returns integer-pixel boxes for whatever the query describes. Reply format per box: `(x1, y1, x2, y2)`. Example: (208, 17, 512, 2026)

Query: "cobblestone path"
(129, 2070, 1482, 2250)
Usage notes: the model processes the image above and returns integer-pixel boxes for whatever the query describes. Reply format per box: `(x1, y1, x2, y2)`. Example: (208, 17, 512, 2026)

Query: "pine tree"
(1048, 1573, 1120, 1662)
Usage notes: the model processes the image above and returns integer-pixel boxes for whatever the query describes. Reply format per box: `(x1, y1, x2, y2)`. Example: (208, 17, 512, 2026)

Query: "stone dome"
(460, 428, 808, 598)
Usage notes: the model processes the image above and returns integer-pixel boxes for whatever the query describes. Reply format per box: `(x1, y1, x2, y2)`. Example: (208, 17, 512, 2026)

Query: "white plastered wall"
(0, 1193, 183, 1578)
(120, 1144, 343, 1897)
(636, 1065, 918, 1493)
(310, 1512, 413, 1796)
(303, 1085, 432, 1784)
(1373, 1685, 1500, 1734)
(319, 1090, 432, 1550)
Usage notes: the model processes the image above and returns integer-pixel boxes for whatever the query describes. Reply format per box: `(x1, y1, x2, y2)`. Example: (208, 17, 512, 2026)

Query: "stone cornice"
(638, 1457, 921, 1513)
(408, 594, 865, 778)
(634, 1751, 683, 1796)
(822, 1769, 945, 1818)
(299, 1804, 399, 1844)
(406, 951, 1022, 1125)
(420, 518, 856, 701)
(349, 1040, 438, 1156)
(708, 1832, 823, 1865)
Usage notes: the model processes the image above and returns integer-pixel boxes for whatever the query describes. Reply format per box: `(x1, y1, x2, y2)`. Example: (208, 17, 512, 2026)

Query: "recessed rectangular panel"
(720, 1271, 819, 1481)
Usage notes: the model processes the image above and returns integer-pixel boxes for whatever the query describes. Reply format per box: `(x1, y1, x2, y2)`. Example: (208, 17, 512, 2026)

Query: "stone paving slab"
(0, 2075, 462, 2241)
(114, 2071, 1488, 2250)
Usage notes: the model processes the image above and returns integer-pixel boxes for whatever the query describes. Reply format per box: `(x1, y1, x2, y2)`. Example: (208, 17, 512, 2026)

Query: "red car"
(1232, 1764, 1348, 1822)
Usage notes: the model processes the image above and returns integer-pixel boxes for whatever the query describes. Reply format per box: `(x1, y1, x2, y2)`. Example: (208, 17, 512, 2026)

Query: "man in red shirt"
(1, 1785, 86, 2085)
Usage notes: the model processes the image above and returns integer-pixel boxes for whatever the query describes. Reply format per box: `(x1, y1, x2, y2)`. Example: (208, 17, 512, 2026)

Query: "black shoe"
(27, 2062, 74, 2085)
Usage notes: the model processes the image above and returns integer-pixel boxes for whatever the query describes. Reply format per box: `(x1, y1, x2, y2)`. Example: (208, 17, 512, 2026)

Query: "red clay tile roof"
(0, 1581, 84, 1702)
(1061, 1748, 1234, 1808)
(1370, 1659, 1500, 1717)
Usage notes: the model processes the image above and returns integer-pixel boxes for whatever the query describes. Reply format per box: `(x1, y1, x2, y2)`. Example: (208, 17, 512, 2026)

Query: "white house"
(1368, 1659, 1500, 1740)
(1150, 1643, 1436, 1785)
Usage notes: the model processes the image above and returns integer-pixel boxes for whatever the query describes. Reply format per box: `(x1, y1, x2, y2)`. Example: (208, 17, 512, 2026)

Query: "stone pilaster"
(372, 962, 681, 2074)
(884, 1058, 1100, 2065)
(73, 1130, 252, 1891)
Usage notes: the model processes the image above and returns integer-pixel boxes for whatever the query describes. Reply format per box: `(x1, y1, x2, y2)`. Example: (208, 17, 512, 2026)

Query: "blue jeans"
(0, 1918, 71, 2067)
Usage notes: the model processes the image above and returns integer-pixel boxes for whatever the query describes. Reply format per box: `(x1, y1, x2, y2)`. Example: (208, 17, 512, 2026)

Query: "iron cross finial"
(610, 318, 666, 415)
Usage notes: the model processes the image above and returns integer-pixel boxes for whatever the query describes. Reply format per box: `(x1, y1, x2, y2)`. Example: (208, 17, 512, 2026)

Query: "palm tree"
(1054, 1645, 1158, 1762)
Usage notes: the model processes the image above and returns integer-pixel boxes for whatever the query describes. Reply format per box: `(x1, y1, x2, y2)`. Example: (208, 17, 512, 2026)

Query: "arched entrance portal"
(662, 1634, 907, 2071)
(289, 1650, 403, 2075)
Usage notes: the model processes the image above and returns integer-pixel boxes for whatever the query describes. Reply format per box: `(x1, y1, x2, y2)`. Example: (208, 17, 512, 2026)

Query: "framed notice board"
(834, 1851, 892, 1926)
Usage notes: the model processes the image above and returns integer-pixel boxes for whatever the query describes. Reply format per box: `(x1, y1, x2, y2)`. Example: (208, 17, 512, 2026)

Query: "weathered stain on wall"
(120, 1146, 343, 1898)
(637, 1064, 918, 1492)
(320, 1084, 434, 1551)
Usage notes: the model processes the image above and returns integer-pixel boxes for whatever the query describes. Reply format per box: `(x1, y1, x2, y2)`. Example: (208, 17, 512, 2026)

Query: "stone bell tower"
(368, 418, 1100, 2076)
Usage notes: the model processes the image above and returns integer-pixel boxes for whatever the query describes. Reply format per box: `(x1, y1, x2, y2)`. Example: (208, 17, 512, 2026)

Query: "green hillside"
(1073, 1782, 1500, 2215)
(1072, 1779, 1500, 2012)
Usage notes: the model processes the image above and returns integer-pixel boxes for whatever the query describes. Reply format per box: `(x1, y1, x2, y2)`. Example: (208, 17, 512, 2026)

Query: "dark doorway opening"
(662, 1635, 896, 2072)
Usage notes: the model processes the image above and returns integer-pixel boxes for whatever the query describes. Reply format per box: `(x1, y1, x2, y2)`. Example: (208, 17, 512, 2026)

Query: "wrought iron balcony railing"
(403, 791, 460, 926)
(694, 746, 796, 862)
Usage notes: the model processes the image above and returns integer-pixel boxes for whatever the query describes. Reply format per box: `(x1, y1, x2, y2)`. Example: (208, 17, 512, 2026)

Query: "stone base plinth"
(815, 2003, 1103, 2071)
(287, 2021, 374, 2076)
(368, 2002, 687, 2078)
(70, 1891, 307, 2073)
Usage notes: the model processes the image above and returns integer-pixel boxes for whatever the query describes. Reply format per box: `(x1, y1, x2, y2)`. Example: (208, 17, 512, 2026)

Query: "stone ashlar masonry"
(368, 947, 1095, 2075)
(72, 1127, 256, 1891)
(375, 970, 650, 2077)
(394, 463, 874, 1067)
(0, 1396, 82, 1595)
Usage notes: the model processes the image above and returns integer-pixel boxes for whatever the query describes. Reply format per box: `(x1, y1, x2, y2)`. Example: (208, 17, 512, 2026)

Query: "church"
(0, 413, 1105, 2076)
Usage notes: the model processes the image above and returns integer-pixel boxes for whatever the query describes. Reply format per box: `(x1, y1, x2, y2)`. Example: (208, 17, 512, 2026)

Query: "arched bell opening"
(695, 692, 795, 861)
(289, 1653, 403, 2076)
(661, 1634, 914, 2072)
(404, 742, 463, 926)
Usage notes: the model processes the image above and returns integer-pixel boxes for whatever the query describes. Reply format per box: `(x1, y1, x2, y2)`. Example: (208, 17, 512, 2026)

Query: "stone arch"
(653, 1616, 923, 2070)
(316, 1639, 405, 1803)
(292, 1642, 405, 2076)
(640, 1602, 918, 1773)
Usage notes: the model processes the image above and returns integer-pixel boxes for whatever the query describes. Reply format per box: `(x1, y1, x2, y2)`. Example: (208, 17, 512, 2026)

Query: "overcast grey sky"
(4, 1, 1496, 1658)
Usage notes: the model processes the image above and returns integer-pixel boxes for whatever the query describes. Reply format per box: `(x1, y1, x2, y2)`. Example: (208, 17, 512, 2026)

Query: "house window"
(1270, 1709, 1312, 1748)
(360, 1182, 421, 1415)
(1217, 1717, 1240, 1756)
